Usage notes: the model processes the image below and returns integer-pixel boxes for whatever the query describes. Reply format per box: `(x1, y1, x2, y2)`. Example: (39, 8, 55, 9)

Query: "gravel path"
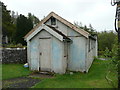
(2, 77, 41, 88)
(2, 73, 54, 89)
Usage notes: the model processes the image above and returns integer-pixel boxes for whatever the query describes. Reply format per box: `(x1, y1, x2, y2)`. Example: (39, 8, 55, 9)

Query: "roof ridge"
(52, 12, 90, 36)
(24, 12, 89, 39)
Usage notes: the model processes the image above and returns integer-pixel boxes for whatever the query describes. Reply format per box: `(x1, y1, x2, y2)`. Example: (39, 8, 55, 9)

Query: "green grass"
(2, 59, 117, 88)
(32, 59, 118, 88)
(0, 64, 2, 79)
(2, 64, 31, 80)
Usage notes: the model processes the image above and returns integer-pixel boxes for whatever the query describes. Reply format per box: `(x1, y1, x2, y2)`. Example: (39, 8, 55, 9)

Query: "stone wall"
(2, 48, 27, 64)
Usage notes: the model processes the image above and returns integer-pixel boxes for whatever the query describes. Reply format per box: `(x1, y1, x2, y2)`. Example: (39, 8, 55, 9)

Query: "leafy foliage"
(104, 47, 111, 58)
(74, 21, 97, 35)
(13, 14, 33, 45)
(98, 31, 117, 52)
(28, 13, 39, 27)
(101, 37, 118, 88)
(5, 43, 26, 48)
(1, 1, 16, 43)
(1, 2, 40, 46)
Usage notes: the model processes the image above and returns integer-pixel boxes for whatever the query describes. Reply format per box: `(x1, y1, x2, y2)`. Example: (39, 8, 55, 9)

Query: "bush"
(104, 47, 111, 58)
(98, 51, 104, 56)
(5, 43, 26, 48)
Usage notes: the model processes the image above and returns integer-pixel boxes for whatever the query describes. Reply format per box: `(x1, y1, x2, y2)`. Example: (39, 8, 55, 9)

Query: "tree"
(14, 14, 33, 45)
(11, 11, 18, 24)
(83, 25, 89, 32)
(1, 2, 39, 46)
(98, 31, 117, 52)
(88, 24, 96, 35)
(105, 37, 118, 88)
(12, 13, 39, 45)
(1, 1, 16, 43)
(74, 21, 96, 34)
(28, 13, 39, 27)
(74, 21, 83, 29)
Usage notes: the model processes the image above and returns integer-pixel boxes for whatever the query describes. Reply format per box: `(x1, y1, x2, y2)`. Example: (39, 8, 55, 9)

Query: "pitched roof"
(26, 24, 72, 42)
(24, 12, 90, 39)
(46, 25, 71, 41)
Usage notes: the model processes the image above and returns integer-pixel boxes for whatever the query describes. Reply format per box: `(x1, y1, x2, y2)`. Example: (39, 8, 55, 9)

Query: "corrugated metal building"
(24, 12, 97, 74)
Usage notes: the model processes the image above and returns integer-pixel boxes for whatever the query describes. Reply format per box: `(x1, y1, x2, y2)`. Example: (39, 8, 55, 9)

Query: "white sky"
(1, 0, 116, 32)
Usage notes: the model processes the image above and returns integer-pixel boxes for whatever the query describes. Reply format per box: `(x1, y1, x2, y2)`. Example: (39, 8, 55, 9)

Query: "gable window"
(51, 17, 56, 25)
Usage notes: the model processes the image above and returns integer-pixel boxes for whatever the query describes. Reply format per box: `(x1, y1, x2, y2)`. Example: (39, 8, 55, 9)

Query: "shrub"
(5, 43, 26, 48)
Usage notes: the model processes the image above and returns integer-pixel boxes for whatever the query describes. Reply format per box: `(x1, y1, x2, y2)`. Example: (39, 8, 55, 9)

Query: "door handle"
(40, 52, 42, 55)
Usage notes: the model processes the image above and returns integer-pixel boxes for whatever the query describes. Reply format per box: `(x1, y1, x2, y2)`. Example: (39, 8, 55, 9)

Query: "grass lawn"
(32, 59, 118, 88)
(2, 59, 117, 88)
(0, 64, 2, 80)
(2, 64, 31, 80)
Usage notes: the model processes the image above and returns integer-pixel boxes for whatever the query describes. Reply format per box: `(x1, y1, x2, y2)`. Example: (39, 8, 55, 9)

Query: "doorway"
(39, 37, 51, 71)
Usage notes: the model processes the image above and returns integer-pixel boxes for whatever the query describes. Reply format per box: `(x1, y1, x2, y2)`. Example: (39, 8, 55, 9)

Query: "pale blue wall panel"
(51, 37, 65, 73)
(30, 37, 39, 71)
(68, 37, 86, 72)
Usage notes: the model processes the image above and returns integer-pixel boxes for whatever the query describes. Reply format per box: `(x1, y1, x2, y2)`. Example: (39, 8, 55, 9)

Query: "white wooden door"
(39, 37, 51, 71)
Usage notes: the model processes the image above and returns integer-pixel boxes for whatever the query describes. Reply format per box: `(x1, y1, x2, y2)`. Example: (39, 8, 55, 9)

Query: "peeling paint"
(26, 17, 97, 74)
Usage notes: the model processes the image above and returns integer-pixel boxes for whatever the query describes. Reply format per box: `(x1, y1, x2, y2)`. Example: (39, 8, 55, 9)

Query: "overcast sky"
(1, 0, 116, 32)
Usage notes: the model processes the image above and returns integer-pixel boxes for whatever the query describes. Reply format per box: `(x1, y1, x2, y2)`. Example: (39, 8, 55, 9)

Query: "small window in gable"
(51, 17, 56, 25)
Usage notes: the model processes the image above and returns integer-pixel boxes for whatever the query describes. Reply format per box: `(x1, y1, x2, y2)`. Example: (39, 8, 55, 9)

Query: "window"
(88, 39, 91, 52)
(89, 39, 95, 52)
(51, 17, 56, 25)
